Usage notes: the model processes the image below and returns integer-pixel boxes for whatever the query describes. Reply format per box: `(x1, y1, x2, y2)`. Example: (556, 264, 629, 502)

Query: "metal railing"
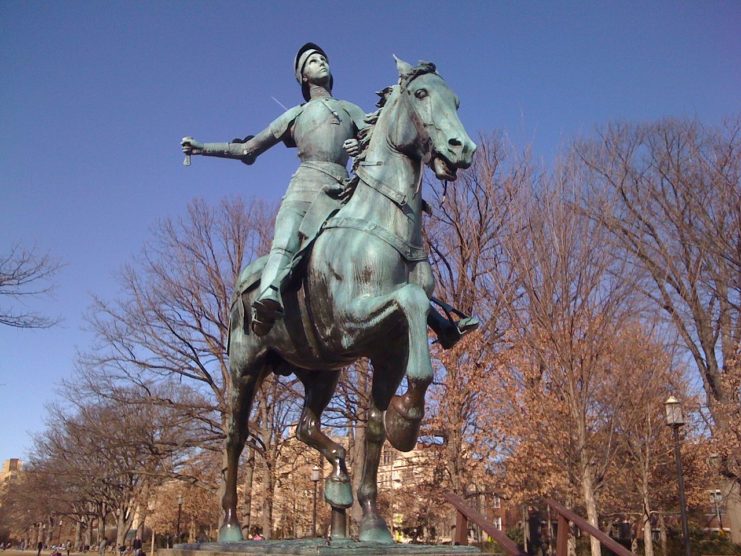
(442, 492, 526, 555)
(443, 492, 637, 556)
(545, 499, 636, 556)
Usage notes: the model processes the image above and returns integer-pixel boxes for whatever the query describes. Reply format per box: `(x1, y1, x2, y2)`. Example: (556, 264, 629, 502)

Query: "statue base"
(164, 539, 480, 555)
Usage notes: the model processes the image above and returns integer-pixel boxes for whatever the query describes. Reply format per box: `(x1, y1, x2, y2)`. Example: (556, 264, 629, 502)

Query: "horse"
(219, 57, 476, 543)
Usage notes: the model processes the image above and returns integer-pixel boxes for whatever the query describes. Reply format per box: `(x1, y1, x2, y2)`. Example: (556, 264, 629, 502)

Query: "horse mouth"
(431, 155, 457, 181)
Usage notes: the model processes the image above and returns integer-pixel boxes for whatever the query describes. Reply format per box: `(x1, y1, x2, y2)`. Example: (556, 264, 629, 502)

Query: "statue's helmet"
(294, 42, 333, 101)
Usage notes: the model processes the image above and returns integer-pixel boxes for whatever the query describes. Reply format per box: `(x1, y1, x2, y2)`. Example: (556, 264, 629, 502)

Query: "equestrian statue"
(181, 43, 477, 543)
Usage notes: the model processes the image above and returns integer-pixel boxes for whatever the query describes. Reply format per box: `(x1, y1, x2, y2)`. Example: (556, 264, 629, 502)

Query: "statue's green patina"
(182, 46, 476, 543)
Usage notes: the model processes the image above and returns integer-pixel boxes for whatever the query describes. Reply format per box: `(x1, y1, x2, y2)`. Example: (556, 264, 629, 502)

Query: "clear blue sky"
(1, 1, 739, 463)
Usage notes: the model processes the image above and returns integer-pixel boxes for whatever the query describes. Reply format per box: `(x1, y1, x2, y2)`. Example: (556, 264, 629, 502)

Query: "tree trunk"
(260, 461, 274, 539)
(657, 513, 667, 556)
(97, 513, 105, 543)
(567, 536, 576, 556)
(724, 476, 741, 543)
(641, 467, 654, 556)
(46, 516, 54, 546)
(642, 511, 654, 556)
(580, 469, 601, 556)
(74, 522, 82, 550)
(115, 512, 126, 548)
(83, 519, 92, 548)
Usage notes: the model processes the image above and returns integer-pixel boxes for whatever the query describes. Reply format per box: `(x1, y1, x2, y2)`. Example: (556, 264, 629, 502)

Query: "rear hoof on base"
(324, 476, 353, 509)
(218, 521, 244, 543)
(384, 396, 421, 452)
(359, 514, 393, 544)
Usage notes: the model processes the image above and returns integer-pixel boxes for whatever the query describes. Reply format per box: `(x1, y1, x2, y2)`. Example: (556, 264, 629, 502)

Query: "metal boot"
(251, 249, 290, 336)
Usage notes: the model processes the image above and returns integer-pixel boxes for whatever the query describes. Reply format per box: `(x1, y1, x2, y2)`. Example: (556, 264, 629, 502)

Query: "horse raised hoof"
(324, 475, 353, 508)
(359, 513, 393, 544)
(384, 395, 422, 452)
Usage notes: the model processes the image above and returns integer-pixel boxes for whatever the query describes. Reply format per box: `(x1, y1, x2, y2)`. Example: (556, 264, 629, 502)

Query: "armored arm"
(182, 127, 279, 165)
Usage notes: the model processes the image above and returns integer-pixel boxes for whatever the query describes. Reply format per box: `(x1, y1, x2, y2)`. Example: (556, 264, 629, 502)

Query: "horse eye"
(414, 89, 428, 100)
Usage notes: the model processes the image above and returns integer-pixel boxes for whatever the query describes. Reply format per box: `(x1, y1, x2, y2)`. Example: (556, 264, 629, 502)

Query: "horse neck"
(343, 94, 424, 243)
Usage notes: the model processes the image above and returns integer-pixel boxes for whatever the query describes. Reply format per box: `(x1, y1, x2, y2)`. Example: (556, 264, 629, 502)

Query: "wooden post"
(454, 509, 468, 545)
(556, 514, 569, 556)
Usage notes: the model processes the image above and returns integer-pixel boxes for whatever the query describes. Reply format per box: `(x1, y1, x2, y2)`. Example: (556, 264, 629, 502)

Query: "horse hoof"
(218, 522, 244, 543)
(384, 396, 421, 452)
(359, 514, 393, 544)
(324, 476, 353, 508)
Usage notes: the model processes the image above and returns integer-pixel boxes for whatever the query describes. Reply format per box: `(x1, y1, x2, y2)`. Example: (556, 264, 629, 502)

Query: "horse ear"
(393, 54, 413, 78)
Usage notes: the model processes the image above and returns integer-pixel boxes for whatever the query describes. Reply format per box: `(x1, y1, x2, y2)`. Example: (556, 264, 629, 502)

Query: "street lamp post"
(176, 495, 184, 544)
(665, 396, 691, 556)
(311, 465, 321, 537)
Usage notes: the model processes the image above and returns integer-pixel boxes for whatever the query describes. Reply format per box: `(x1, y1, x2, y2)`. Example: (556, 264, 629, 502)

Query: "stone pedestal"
(164, 539, 479, 556)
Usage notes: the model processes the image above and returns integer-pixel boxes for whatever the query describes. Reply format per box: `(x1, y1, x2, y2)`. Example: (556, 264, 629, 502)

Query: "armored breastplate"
(293, 98, 355, 164)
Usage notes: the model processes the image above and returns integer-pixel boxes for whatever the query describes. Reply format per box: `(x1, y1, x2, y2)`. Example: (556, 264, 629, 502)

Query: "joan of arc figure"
(182, 43, 364, 335)
(182, 43, 477, 344)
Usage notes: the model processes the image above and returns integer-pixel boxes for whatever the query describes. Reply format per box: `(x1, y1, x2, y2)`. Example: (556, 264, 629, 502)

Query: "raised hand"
(181, 136, 204, 155)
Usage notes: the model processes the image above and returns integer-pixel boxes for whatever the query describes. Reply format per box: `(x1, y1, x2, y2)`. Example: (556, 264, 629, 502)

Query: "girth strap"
(323, 216, 427, 262)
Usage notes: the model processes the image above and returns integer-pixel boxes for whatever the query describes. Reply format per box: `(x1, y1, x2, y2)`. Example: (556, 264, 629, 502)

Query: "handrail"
(545, 499, 636, 556)
(442, 492, 526, 556)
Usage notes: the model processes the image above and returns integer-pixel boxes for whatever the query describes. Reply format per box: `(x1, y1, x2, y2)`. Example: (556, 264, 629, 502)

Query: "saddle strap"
(323, 216, 427, 262)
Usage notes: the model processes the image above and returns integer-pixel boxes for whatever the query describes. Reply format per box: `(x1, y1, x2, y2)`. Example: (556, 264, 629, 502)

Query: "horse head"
(392, 57, 476, 180)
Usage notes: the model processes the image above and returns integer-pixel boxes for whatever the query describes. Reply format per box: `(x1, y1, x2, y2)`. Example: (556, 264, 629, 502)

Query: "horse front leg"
(358, 284, 432, 453)
(356, 347, 407, 544)
(343, 283, 432, 451)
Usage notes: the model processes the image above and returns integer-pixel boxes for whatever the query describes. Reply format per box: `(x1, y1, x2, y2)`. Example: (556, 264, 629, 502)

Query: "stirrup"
(430, 297, 480, 349)
(436, 315, 480, 349)
(251, 287, 284, 336)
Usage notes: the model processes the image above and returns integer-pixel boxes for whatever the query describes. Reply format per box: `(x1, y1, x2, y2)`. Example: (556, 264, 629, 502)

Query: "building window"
(382, 449, 395, 465)
(492, 496, 501, 509)
(493, 517, 502, 530)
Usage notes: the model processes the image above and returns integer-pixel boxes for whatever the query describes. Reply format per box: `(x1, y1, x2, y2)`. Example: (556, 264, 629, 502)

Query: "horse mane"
(351, 61, 437, 172)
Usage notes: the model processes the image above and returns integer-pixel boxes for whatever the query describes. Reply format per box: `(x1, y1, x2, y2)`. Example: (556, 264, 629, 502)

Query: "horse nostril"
(449, 137, 463, 148)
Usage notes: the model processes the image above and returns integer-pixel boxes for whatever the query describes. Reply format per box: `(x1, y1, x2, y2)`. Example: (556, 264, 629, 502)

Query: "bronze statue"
(183, 43, 365, 336)
(182, 43, 477, 346)
(183, 47, 476, 543)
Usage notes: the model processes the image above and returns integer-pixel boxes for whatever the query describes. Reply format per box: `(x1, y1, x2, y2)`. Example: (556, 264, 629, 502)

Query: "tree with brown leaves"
(577, 117, 741, 541)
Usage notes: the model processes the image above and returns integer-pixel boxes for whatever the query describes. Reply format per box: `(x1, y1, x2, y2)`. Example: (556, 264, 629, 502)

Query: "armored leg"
(252, 199, 310, 336)
(251, 248, 291, 336)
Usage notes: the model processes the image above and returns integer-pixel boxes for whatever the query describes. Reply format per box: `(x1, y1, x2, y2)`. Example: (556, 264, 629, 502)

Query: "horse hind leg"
(294, 369, 353, 510)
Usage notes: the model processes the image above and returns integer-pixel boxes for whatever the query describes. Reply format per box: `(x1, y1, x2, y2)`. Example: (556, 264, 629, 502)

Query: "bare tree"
(80, 197, 308, 534)
(426, 133, 526, 329)
(499, 158, 642, 556)
(576, 117, 741, 541)
(601, 324, 691, 556)
(410, 135, 529, 530)
(83, 197, 273, 432)
(0, 244, 61, 328)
